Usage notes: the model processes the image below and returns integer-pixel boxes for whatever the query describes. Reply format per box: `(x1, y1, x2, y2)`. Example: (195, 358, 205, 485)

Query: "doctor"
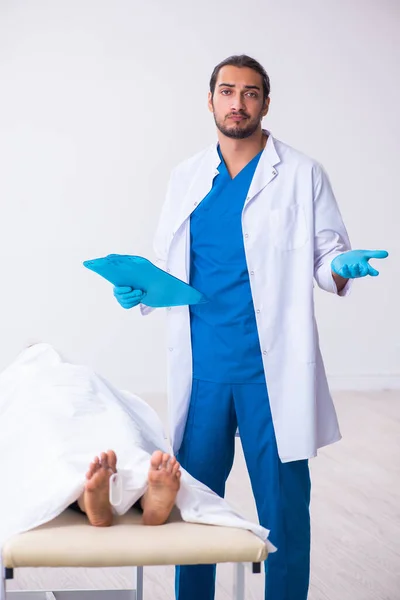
(114, 55, 388, 600)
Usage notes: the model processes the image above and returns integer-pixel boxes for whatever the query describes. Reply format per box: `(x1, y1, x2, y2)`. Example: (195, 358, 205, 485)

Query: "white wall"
(0, 0, 398, 394)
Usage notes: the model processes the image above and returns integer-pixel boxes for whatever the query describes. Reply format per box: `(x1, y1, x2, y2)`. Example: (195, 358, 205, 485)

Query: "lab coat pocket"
(270, 204, 309, 251)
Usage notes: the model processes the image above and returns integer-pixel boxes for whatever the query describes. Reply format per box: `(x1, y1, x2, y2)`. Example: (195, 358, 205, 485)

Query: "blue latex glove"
(113, 286, 145, 309)
(331, 249, 388, 279)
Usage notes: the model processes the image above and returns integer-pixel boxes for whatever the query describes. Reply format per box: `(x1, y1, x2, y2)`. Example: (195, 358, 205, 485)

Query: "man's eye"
(221, 89, 231, 95)
(246, 92, 257, 98)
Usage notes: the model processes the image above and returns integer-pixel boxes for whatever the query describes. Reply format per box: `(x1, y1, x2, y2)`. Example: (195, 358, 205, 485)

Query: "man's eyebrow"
(218, 83, 261, 90)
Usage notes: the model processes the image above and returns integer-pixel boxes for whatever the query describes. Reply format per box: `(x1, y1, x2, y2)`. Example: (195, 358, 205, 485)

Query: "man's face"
(208, 65, 270, 139)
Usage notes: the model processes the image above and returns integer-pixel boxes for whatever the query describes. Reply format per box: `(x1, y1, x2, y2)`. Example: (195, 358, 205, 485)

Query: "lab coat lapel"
(246, 132, 281, 204)
(172, 145, 221, 236)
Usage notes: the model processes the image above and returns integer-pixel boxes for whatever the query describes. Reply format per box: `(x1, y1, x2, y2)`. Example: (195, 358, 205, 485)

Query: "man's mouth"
(227, 114, 248, 122)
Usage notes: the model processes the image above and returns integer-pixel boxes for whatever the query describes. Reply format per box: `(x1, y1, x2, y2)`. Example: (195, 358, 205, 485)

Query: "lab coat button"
(245, 234, 249, 239)
(263, 350, 267, 355)
(194, 202, 198, 206)
(169, 347, 173, 352)
(256, 309, 260, 314)
(250, 271, 255, 276)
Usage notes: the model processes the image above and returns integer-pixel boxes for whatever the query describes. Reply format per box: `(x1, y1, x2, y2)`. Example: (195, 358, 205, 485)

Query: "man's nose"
(231, 94, 245, 112)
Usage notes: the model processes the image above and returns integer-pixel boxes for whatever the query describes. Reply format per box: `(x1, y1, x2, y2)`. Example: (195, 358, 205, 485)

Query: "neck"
(217, 127, 267, 178)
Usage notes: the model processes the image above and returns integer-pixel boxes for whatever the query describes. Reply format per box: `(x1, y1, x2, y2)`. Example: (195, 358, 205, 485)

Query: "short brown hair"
(209, 55, 271, 103)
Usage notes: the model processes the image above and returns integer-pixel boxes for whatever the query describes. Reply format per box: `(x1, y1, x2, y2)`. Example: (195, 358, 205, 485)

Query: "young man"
(114, 55, 388, 600)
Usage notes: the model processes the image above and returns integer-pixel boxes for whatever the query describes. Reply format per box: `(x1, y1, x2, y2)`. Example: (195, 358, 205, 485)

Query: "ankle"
(77, 494, 86, 514)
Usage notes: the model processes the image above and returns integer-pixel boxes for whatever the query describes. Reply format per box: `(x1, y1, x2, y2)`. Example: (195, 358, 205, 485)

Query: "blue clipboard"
(83, 254, 208, 308)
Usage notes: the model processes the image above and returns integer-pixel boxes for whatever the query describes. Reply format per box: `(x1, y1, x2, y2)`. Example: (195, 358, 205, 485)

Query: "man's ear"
(262, 97, 270, 118)
(208, 91, 214, 113)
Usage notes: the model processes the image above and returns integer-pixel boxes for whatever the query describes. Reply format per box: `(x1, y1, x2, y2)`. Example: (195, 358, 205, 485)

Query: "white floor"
(8, 391, 400, 599)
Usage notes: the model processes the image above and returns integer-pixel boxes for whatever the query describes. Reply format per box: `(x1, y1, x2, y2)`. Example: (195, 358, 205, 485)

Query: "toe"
(172, 462, 180, 476)
(150, 450, 163, 471)
(166, 456, 176, 473)
(87, 458, 99, 479)
(107, 450, 117, 472)
(100, 452, 109, 470)
(162, 453, 170, 470)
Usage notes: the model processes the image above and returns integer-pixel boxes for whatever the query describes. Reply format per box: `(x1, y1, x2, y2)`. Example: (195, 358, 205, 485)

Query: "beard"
(213, 110, 263, 139)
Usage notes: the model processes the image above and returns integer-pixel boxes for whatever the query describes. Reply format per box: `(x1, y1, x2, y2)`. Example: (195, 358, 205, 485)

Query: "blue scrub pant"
(175, 380, 311, 600)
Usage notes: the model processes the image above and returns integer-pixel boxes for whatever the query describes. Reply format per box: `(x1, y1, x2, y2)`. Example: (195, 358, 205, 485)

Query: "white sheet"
(0, 343, 276, 583)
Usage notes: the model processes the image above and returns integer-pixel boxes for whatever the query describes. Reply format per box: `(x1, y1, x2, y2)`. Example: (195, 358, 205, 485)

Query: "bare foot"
(78, 450, 117, 527)
(141, 450, 181, 526)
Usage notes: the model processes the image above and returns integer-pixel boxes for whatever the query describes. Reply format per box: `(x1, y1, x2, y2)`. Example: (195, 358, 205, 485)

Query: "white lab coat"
(142, 131, 352, 463)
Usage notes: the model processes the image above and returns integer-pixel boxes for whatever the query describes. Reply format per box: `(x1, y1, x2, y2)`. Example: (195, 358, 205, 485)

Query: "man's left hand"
(331, 249, 389, 279)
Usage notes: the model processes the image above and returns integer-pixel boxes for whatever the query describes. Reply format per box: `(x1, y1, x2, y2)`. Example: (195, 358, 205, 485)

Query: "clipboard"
(83, 254, 208, 308)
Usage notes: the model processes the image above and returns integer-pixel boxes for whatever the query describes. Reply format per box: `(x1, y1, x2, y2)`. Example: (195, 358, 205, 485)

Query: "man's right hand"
(113, 286, 145, 309)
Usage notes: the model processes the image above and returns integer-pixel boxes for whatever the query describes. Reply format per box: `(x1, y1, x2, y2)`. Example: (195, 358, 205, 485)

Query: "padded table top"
(3, 509, 268, 568)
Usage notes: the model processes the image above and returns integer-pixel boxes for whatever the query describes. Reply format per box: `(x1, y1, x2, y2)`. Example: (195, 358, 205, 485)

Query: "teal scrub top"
(189, 147, 265, 384)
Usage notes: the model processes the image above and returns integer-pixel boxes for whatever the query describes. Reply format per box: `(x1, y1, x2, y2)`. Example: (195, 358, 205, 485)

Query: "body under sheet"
(0, 344, 276, 563)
